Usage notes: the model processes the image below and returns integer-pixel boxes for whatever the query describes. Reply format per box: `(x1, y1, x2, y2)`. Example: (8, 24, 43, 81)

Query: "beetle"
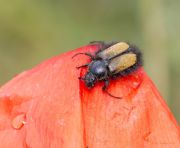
(73, 41, 143, 99)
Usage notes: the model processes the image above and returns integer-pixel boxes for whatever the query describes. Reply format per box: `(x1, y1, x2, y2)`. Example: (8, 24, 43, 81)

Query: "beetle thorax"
(89, 60, 108, 79)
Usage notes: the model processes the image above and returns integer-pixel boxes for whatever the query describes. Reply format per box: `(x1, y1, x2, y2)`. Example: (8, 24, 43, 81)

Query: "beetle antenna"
(72, 52, 94, 59)
(72, 53, 84, 58)
(78, 76, 85, 80)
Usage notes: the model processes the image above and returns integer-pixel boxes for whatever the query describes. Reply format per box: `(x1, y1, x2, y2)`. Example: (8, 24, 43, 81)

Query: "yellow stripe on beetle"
(97, 42, 129, 59)
(109, 53, 137, 73)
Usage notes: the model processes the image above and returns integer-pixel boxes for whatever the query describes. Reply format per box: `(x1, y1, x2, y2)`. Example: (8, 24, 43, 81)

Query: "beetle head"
(84, 72, 97, 88)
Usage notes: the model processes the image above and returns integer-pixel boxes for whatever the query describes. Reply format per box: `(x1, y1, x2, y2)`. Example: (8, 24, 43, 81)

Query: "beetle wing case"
(96, 42, 130, 60)
(108, 53, 137, 74)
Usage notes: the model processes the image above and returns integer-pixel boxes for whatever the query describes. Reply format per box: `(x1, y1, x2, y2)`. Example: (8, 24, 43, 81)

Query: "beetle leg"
(102, 79, 109, 90)
(102, 80, 122, 99)
(76, 64, 89, 69)
(72, 52, 94, 60)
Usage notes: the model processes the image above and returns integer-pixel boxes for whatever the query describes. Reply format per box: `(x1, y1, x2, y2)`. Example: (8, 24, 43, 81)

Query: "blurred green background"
(0, 0, 179, 122)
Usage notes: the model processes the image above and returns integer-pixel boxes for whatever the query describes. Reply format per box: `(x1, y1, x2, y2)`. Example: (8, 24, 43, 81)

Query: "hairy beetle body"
(73, 41, 143, 98)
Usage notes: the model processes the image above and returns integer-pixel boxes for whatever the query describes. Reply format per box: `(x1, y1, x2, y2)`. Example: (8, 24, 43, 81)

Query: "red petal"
(0, 44, 179, 148)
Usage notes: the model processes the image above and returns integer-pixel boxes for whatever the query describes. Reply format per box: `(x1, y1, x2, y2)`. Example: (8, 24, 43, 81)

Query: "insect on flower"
(73, 41, 143, 99)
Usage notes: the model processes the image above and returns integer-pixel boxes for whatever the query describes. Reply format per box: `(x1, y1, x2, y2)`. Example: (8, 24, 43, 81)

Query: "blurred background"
(0, 0, 179, 122)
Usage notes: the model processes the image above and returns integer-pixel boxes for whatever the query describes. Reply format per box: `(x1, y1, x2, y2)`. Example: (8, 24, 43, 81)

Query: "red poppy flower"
(0, 43, 179, 148)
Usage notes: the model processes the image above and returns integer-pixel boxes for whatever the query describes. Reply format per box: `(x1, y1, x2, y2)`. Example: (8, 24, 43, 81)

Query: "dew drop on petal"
(12, 113, 26, 130)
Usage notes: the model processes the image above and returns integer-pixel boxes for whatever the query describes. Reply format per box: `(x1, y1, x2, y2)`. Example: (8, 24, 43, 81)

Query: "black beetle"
(73, 41, 142, 99)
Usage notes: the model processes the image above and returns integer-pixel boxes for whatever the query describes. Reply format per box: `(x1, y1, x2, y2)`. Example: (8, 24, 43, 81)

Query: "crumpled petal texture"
(0, 44, 179, 148)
